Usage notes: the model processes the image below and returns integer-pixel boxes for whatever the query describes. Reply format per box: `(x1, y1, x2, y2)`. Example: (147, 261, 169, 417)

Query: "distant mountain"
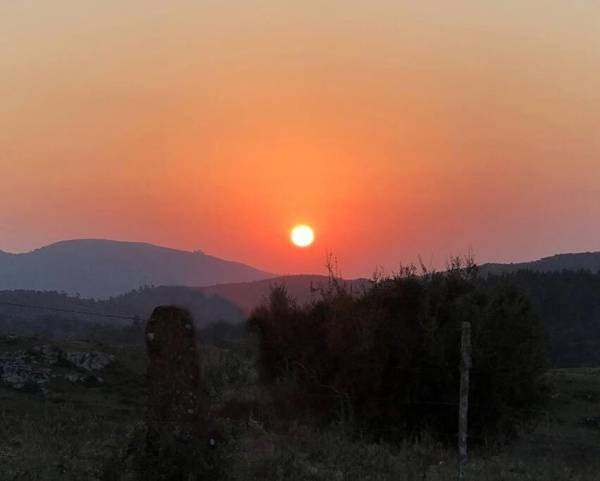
(481, 252, 600, 275)
(0, 276, 368, 339)
(200, 275, 371, 315)
(481, 269, 600, 368)
(0, 239, 275, 299)
(0, 286, 243, 339)
(0, 286, 244, 326)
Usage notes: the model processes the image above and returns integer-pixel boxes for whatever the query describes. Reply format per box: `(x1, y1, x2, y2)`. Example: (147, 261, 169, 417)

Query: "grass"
(1, 336, 599, 480)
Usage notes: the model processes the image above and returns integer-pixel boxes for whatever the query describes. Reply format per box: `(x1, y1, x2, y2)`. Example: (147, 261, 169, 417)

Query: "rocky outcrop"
(0, 343, 115, 394)
(0, 353, 52, 391)
(65, 351, 115, 371)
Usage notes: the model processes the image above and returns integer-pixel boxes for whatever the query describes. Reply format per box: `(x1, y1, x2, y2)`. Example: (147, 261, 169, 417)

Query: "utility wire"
(0, 301, 140, 322)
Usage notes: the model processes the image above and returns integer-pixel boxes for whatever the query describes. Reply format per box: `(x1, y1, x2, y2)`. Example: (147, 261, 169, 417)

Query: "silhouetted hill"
(2, 269, 600, 367)
(482, 270, 600, 367)
(481, 252, 600, 275)
(206, 271, 600, 368)
(0, 286, 243, 339)
(0, 276, 369, 339)
(199, 275, 371, 315)
(0, 239, 275, 298)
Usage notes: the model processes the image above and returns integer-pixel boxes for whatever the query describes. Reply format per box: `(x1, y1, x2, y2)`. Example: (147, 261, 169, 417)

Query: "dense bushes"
(249, 261, 548, 444)
(483, 270, 600, 367)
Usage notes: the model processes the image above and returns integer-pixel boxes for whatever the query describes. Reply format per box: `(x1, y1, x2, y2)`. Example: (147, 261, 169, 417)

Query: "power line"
(0, 301, 140, 322)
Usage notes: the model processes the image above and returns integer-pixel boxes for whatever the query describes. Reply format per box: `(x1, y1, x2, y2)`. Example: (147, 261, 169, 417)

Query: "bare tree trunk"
(458, 321, 472, 481)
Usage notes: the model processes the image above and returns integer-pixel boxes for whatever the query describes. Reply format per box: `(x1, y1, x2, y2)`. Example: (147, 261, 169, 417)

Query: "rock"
(64, 372, 84, 383)
(29, 344, 64, 365)
(0, 343, 114, 394)
(143, 305, 210, 480)
(64, 372, 103, 385)
(0, 352, 52, 391)
(65, 351, 114, 371)
(580, 416, 600, 430)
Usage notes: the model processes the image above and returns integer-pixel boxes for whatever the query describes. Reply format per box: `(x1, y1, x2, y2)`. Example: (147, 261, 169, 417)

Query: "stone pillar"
(144, 306, 209, 480)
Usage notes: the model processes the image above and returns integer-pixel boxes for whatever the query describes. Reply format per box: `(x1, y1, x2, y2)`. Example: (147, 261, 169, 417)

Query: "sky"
(1, 1, 599, 278)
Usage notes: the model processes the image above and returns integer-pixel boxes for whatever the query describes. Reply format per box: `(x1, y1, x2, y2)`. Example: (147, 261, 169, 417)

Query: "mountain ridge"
(0, 239, 275, 299)
(2, 238, 600, 300)
(480, 251, 600, 275)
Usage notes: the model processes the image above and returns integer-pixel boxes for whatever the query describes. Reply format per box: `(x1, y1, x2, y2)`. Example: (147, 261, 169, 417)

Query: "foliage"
(249, 260, 548, 443)
(482, 270, 600, 367)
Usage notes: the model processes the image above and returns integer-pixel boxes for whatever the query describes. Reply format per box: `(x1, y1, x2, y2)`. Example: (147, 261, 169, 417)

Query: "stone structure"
(0, 343, 114, 393)
(144, 306, 209, 480)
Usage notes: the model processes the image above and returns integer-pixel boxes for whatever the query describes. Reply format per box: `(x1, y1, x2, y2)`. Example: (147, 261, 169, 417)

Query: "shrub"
(249, 260, 548, 443)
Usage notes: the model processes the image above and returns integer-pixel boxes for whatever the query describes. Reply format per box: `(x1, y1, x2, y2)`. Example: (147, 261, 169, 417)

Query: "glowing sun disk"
(291, 225, 315, 247)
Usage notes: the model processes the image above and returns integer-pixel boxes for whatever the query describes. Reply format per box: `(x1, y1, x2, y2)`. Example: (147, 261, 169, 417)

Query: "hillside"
(2, 239, 599, 300)
(1, 333, 599, 479)
(0, 286, 243, 339)
(0, 239, 275, 298)
(200, 275, 370, 314)
(0, 276, 367, 338)
(482, 270, 600, 367)
(481, 251, 600, 275)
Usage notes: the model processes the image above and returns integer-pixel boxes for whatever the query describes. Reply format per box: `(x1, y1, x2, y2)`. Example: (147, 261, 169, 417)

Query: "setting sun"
(291, 225, 315, 248)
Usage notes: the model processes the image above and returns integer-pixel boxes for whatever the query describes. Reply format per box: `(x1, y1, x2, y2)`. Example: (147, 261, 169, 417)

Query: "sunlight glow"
(291, 225, 315, 248)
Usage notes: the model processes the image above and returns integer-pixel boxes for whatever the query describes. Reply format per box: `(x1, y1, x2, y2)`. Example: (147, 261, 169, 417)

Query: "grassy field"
(1, 336, 599, 480)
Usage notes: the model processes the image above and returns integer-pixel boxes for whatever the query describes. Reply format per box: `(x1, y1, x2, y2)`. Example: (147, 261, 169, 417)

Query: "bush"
(249, 260, 548, 444)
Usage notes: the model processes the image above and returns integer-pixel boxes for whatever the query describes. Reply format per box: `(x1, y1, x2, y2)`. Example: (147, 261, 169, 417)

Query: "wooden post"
(458, 321, 472, 481)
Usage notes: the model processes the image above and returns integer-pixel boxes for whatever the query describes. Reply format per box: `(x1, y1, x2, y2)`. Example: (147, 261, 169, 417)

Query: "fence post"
(458, 321, 472, 481)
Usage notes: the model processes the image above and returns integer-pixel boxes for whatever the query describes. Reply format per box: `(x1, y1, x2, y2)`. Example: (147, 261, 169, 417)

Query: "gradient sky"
(1, 1, 599, 278)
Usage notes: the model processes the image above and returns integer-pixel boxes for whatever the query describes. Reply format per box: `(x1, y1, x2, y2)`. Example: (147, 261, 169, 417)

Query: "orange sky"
(1, 1, 599, 277)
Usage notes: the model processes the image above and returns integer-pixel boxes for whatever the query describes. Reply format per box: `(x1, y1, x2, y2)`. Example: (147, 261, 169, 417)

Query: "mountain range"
(1, 239, 599, 301)
(0, 239, 274, 299)
(2, 240, 600, 367)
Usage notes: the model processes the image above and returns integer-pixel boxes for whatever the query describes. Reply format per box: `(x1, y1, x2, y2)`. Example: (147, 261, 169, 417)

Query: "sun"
(291, 225, 315, 248)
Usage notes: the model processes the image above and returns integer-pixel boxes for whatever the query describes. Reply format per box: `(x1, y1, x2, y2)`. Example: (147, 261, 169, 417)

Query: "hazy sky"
(2, 1, 599, 277)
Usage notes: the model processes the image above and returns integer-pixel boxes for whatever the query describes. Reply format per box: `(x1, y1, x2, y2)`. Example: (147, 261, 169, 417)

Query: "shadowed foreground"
(0, 331, 599, 480)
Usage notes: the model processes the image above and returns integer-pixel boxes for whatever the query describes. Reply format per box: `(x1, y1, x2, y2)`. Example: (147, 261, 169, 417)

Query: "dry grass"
(1, 339, 599, 481)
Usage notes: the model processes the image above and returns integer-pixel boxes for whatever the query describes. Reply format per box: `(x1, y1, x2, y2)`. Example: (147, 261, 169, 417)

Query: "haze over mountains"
(0, 286, 244, 334)
(1, 239, 600, 301)
(0, 239, 274, 299)
(2, 239, 600, 367)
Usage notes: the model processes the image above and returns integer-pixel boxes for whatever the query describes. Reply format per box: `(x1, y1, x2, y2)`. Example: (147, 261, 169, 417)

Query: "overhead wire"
(0, 301, 140, 322)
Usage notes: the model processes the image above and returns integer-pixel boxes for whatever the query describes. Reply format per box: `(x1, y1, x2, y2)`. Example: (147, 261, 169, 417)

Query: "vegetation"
(3, 262, 600, 479)
(249, 260, 548, 443)
(1, 334, 599, 480)
(482, 270, 600, 367)
(3, 268, 600, 367)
